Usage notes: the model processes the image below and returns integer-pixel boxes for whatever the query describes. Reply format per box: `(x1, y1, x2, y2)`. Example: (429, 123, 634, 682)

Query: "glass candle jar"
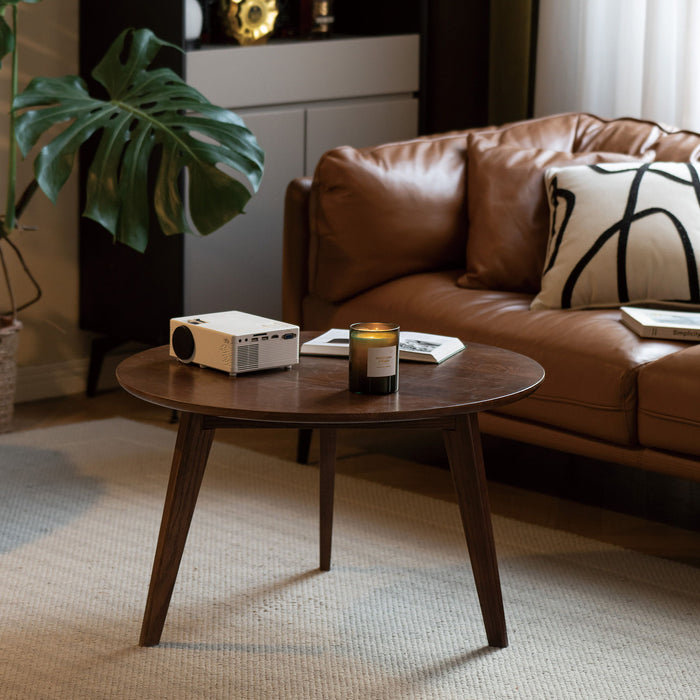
(348, 322, 400, 394)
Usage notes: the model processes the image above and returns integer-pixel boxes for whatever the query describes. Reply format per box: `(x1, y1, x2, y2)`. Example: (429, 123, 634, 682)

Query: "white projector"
(169, 311, 299, 375)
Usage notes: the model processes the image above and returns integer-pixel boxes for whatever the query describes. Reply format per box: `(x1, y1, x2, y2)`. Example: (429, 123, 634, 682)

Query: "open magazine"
(300, 329, 466, 364)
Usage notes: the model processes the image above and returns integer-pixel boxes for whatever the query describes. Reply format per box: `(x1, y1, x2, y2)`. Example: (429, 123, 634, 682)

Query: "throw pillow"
(458, 133, 653, 293)
(531, 162, 700, 310)
(309, 139, 467, 303)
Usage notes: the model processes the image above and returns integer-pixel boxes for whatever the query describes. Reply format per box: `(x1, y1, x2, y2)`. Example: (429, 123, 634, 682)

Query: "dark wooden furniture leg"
(140, 412, 215, 646)
(86, 335, 126, 397)
(296, 428, 313, 464)
(443, 413, 508, 648)
(318, 428, 336, 571)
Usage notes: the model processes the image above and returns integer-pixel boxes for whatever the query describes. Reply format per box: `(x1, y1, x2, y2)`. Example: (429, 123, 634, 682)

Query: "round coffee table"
(117, 334, 544, 649)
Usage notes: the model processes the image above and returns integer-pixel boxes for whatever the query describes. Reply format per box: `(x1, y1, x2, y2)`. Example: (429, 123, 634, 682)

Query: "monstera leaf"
(13, 28, 264, 252)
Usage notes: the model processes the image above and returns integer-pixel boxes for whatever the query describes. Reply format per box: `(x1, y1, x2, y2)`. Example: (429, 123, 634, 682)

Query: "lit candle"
(348, 322, 399, 394)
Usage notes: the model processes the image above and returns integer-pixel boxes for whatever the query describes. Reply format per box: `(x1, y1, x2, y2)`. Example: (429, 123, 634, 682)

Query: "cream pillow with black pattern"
(532, 162, 700, 310)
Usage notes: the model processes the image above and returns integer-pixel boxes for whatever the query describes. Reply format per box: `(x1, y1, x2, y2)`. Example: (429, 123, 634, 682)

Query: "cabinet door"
(183, 108, 305, 319)
(305, 97, 419, 175)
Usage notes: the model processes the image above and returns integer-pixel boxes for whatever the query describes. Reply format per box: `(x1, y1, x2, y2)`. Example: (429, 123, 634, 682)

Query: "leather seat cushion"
(301, 270, 685, 446)
(638, 345, 700, 457)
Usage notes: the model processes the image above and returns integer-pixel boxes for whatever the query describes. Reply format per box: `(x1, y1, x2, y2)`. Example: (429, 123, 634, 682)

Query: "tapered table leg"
(319, 428, 336, 571)
(443, 413, 507, 648)
(296, 428, 313, 464)
(140, 412, 215, 646)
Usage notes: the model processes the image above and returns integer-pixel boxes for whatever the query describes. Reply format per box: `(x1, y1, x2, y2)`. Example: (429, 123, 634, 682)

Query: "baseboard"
(15, 352, 130, 403)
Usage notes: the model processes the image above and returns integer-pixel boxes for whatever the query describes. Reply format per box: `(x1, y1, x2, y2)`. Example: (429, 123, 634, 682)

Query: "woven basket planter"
(0, 319, 22, 433)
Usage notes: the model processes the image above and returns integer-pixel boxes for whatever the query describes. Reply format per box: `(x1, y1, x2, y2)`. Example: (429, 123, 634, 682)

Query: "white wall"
(0, 1, 99, 401)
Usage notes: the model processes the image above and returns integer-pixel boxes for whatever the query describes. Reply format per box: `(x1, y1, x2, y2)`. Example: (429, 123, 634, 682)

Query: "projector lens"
(172, 325, 195, 362)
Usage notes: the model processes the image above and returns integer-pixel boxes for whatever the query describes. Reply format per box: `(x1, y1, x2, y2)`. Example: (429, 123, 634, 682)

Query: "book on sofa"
(301, 329, 466, 364)
(621, 306, 700, 340)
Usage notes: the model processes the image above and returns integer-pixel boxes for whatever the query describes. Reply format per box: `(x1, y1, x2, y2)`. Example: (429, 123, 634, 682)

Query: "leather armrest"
(282, 177, 312, 327)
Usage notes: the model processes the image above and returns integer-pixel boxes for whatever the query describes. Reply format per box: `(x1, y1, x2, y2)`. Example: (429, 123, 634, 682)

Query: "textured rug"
(0, 418, 698, 700)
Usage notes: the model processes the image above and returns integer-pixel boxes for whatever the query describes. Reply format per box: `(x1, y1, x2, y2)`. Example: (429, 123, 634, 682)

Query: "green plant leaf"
(0, 0, 42, 64)
(0, 15, 14, 64)
(13, 27, 264, 252)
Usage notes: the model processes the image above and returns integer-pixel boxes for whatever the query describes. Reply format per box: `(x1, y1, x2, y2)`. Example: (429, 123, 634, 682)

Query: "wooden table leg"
(140, 412, 215, 646)
(318, 428, 336, 571)
(296, 428, 313, 464)
(443, 413, 508, 648)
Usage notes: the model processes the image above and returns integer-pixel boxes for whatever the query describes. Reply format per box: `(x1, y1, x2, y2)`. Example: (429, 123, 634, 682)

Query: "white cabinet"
(184, 35, 420, 318)
(183, 109, 304, 317)
(304, 96, 419, 174)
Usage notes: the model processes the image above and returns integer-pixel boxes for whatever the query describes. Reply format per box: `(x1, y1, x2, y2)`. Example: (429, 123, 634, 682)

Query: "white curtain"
(534, 0, 700, 131)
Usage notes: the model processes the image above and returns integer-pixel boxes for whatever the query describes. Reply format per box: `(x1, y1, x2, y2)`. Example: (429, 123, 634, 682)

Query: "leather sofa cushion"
(307, 113, 700, 305)
(308, 135, 469, 302)
(458, 134, 651, 294)
(301, 270, 684, 446)
(638, 345, 700, 457)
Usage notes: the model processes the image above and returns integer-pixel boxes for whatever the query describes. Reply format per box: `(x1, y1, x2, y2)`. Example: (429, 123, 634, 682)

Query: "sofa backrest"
(307, 112, 700, 304)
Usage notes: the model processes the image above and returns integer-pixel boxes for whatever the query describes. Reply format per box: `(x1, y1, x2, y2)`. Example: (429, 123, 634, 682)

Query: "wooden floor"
(11, 387, 700, 568)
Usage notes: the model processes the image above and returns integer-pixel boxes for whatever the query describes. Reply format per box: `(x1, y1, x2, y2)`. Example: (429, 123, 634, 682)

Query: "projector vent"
(236, 344, 259, 372)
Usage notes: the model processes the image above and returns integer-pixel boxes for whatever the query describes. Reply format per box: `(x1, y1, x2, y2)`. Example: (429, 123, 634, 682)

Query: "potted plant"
(0, 1, 264, 429)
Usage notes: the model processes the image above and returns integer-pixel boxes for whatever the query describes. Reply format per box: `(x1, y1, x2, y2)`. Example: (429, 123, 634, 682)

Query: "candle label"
(367, 347, 397, 377)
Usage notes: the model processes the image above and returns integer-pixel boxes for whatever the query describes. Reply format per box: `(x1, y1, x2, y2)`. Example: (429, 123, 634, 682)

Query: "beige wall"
(0, 1, 95, 401)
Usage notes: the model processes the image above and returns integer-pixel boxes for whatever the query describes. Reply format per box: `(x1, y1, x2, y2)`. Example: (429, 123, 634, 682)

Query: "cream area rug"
(0, 418, 698, 700)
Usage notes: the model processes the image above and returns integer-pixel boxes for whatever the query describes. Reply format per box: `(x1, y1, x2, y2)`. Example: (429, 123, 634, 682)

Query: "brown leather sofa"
(282, 112, 700, 481)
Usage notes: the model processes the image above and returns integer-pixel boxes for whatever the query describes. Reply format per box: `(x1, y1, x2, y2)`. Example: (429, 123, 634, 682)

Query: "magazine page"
(300, 329, 350, 356)
(399, 331, 457, 354)
(301, 329, 465, 363)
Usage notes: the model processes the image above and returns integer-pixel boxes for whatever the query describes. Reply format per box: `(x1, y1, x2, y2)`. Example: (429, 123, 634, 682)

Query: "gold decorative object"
(311, 0, 334, 37)
(220, 0, 279, 46)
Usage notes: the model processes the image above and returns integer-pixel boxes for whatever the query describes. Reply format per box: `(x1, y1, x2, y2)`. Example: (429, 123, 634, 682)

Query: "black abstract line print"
(544, 175, 574, 274)
(548, 163, 700, 307)
(615, 164, 649, 302)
